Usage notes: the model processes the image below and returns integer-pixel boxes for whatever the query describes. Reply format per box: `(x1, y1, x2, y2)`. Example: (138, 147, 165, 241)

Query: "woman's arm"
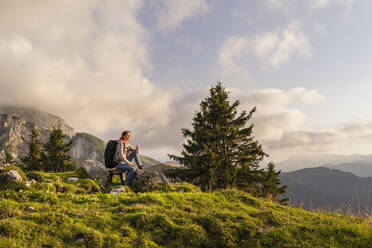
(117, 142, 132, 165)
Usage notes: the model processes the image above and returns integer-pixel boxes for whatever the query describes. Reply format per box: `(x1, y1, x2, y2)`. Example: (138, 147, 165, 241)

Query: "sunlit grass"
(0, 166, 372, 247)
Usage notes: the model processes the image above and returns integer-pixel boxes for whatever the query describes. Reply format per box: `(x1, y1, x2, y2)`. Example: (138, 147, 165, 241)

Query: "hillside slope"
(1, 168, 372, 247)
(280, 167, 372, 215)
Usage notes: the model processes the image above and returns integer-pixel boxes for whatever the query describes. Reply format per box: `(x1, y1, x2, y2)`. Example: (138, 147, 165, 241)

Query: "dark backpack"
(104, 140, 119, 168)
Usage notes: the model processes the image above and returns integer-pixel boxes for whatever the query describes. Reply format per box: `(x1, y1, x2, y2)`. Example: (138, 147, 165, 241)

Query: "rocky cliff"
(0, 106, 74, 136)
(0, 106, 163, 167)
(0, 106, 102, 163)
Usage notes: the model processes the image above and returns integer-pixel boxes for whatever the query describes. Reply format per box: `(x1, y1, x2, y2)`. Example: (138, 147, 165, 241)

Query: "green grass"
(0, 167, 372, 247)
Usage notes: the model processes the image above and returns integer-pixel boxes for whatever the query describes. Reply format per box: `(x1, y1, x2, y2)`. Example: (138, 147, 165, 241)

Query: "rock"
(75, 213, 84, 218)
(77, 160, 109, 184)
(25, 179, 37, 187)
(27, 206, 35, 212)
(67, 177, 79, 183)
(137, 170, 169, 184)
(130, 169, 169, 192)
(70, 133, 104, 163)
(110, 186, 126, 195)
(75, 238, 85, 244)
(0, 170, 22, 183)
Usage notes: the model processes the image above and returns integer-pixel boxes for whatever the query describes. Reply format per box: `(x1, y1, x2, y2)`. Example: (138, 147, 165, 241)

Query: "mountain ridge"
(280, 166, 372, 215)
(0, 106, 166, 168)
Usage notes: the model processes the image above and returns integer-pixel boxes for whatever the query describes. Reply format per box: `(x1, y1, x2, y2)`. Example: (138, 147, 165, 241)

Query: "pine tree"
(42, 125, 76, 172)
(4, 149, 15, 164)
(167, 82, 268, 192)
(260, 162, 289, 204)
(22, 125, 44, 171)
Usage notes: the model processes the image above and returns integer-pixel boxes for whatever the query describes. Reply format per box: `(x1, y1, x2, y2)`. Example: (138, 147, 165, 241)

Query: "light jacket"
(115, 139, 135, 164)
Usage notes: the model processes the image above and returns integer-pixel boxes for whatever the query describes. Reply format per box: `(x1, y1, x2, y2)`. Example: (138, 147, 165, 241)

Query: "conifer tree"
(4, 149, 15, 164)
(42, 125, 76, 172)
(22, 125, 44, 171)
(167, 82, 268, 192)
(260, 162, 289, 204)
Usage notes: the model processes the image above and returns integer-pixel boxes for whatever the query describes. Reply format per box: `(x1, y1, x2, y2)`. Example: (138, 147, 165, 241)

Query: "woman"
(114, 130, 143, 185)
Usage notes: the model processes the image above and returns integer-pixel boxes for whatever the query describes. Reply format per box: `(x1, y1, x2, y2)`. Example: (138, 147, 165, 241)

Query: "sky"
(1, 0, 372, 166)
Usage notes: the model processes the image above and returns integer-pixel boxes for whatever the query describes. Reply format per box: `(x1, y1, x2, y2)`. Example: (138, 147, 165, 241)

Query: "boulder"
(110, 186, 127, 195)
(77, 160, 170, 191)
(77, 160, 109, 184)
(27, 206, 35, 212)
(75, 238, 85, 244)
(25, 179, 37, 187)
(130, 169, 169, 192)
(0, 170, 22, 183)
(67, 177, 79, 183)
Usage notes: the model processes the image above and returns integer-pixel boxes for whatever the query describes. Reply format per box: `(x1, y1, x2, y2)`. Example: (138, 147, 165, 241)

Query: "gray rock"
(0, 170, 22, 182)
(77, 160, 108, 184)
(25, 179, 37, 187)
(110, 186, 126, 195)
(75, 238, 85, 244)
(27, 206, 35, 212)
(130, 169, 169, 192)
(137, 170, 169, 184)
(67, 177, 79, 183)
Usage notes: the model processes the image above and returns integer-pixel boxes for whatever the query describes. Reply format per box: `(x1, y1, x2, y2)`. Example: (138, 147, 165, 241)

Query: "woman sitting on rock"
(114, 130, 143, 186)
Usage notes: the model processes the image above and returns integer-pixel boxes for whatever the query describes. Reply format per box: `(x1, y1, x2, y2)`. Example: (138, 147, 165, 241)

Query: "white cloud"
(307, 0, 355, 10)
(231, 87, 325, 143)
(154, 0, 210, 30)
(268, 22, 312, 67)
(251, 32, 280, 59)
(266, 0, 355, 11)
(218, 36, 252, 82)
(218, 22, 312, 81)
(265, 0, 293, 12)
(265, 117, 372, 163)
(0, 0, 174, 140)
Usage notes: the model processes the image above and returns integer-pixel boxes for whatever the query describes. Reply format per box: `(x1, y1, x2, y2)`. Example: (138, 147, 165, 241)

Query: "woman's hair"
(121, 130, 131, 138)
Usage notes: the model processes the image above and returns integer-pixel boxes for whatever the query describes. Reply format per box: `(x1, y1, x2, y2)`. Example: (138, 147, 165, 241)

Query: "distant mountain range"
(325, 163, 372, 178)
(280, 167, 372, 215)
(0, 105, 177, 171)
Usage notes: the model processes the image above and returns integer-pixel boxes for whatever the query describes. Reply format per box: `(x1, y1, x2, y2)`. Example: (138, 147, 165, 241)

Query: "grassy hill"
(1, 166, 372, 247)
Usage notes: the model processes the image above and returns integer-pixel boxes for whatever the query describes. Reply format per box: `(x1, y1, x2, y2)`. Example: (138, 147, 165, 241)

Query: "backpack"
(104, 140, 119, 168)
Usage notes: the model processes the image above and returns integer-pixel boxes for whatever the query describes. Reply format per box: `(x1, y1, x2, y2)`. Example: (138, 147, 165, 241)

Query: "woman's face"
(124, 132, 131, 140)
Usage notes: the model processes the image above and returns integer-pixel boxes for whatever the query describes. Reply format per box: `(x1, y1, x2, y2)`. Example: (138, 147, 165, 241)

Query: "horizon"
(1, 1, 372, 165)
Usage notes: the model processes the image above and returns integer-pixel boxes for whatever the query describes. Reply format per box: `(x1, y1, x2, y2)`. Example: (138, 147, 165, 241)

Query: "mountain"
(0, 106, 74, 136)
(280, 167, 372, 215)
(146, 162, 181, 173)
(0, 106, 163, 167)
(325, 163, 372, 178)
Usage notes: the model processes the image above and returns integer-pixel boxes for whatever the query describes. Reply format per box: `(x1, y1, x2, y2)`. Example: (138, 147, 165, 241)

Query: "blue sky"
(1, 0, 372, 165)
(144, 0, 372, 127)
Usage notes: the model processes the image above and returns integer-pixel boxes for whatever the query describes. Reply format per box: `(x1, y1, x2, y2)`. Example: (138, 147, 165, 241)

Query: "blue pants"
(115, 150, 143, 185)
